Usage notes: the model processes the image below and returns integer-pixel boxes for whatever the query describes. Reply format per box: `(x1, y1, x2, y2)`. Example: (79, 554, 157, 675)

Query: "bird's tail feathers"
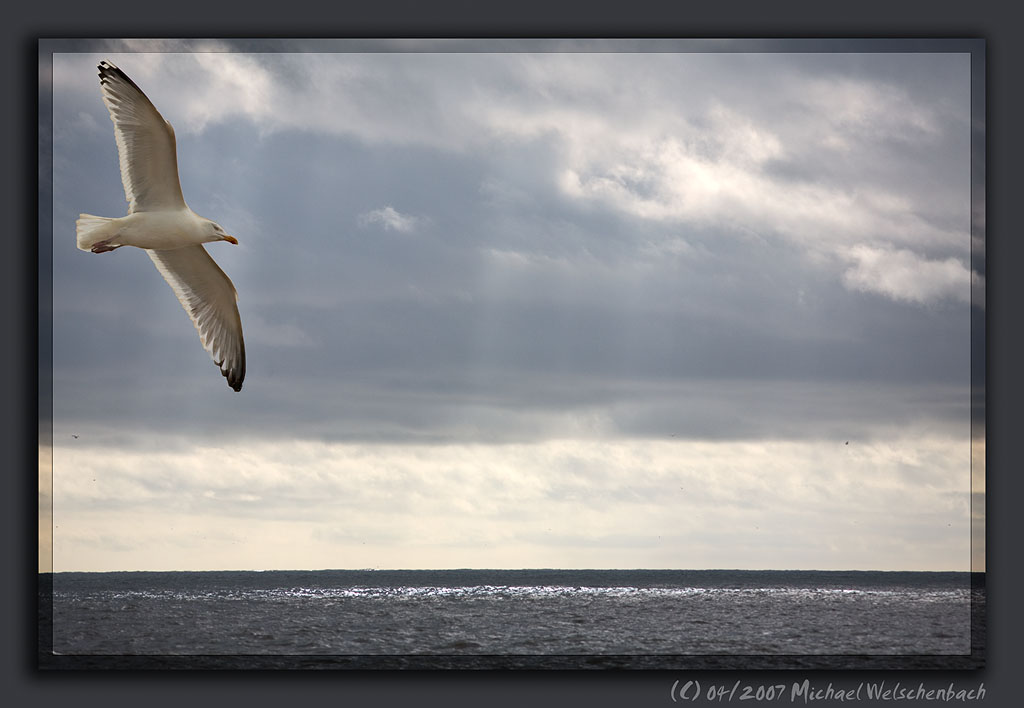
(76, 214, 118, 252)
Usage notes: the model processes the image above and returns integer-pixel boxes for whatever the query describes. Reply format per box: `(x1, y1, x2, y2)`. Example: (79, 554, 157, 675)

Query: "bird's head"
(208, 220, 238, 245)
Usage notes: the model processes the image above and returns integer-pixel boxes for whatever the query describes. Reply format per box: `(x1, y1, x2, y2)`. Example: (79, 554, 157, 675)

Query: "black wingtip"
(97, 60, 118, 80)
(225, 367, 244, 392)
(97, 60, 146, 95)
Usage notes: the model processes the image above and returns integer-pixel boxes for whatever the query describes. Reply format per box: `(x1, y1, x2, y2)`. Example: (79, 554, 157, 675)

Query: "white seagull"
(76, 60, 245, 392)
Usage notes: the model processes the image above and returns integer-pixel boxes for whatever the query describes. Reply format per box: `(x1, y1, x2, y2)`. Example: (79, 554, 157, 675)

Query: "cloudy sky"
(41, 40, 983, 573)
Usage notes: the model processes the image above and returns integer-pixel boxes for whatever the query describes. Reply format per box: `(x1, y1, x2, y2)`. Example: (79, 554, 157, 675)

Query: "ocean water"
(42, 569, 983, 669)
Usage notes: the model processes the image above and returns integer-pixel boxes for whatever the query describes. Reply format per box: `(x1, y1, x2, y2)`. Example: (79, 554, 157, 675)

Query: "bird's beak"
(223, 235, 239, 245)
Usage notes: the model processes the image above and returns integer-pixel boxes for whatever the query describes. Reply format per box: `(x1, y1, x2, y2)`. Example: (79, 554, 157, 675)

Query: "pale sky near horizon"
(41, 40, 983, 573)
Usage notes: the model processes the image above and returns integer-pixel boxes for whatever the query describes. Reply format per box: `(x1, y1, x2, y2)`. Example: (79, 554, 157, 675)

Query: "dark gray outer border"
(9, 0, 1021, 706)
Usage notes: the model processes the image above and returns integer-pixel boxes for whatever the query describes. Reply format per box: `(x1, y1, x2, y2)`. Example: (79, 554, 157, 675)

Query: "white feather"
(148, 247, 246, 392)
(98, 61, 187, 213)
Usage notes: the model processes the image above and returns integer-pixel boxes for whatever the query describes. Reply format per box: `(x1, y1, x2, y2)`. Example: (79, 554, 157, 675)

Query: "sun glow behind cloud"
(51, 434, 971, 572)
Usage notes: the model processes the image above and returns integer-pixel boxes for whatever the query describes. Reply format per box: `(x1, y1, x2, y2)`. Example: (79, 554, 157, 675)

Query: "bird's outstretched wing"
(148, 246, 246, 391)
(98, 61, 187, 213)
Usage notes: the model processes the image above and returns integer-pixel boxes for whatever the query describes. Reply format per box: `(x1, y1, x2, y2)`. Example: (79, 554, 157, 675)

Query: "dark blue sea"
(41, 569, 984, 669)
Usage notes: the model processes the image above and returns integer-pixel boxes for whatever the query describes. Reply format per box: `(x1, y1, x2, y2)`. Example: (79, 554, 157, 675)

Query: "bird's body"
(78, 208, 237, 252)
(77, 60, 245, 391)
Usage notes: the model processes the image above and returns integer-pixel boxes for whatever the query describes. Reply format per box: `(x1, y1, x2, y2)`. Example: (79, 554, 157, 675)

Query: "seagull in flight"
(76, 61, 245, 391)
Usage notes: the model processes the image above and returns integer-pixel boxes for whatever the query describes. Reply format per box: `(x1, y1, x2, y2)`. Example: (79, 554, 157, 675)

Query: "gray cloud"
(52, 99, 973, 441)
(46, 44, 979, 571)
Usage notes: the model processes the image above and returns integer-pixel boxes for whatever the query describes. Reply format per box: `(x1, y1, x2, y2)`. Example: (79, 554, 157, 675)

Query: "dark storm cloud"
(49, 47, 976, 447)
